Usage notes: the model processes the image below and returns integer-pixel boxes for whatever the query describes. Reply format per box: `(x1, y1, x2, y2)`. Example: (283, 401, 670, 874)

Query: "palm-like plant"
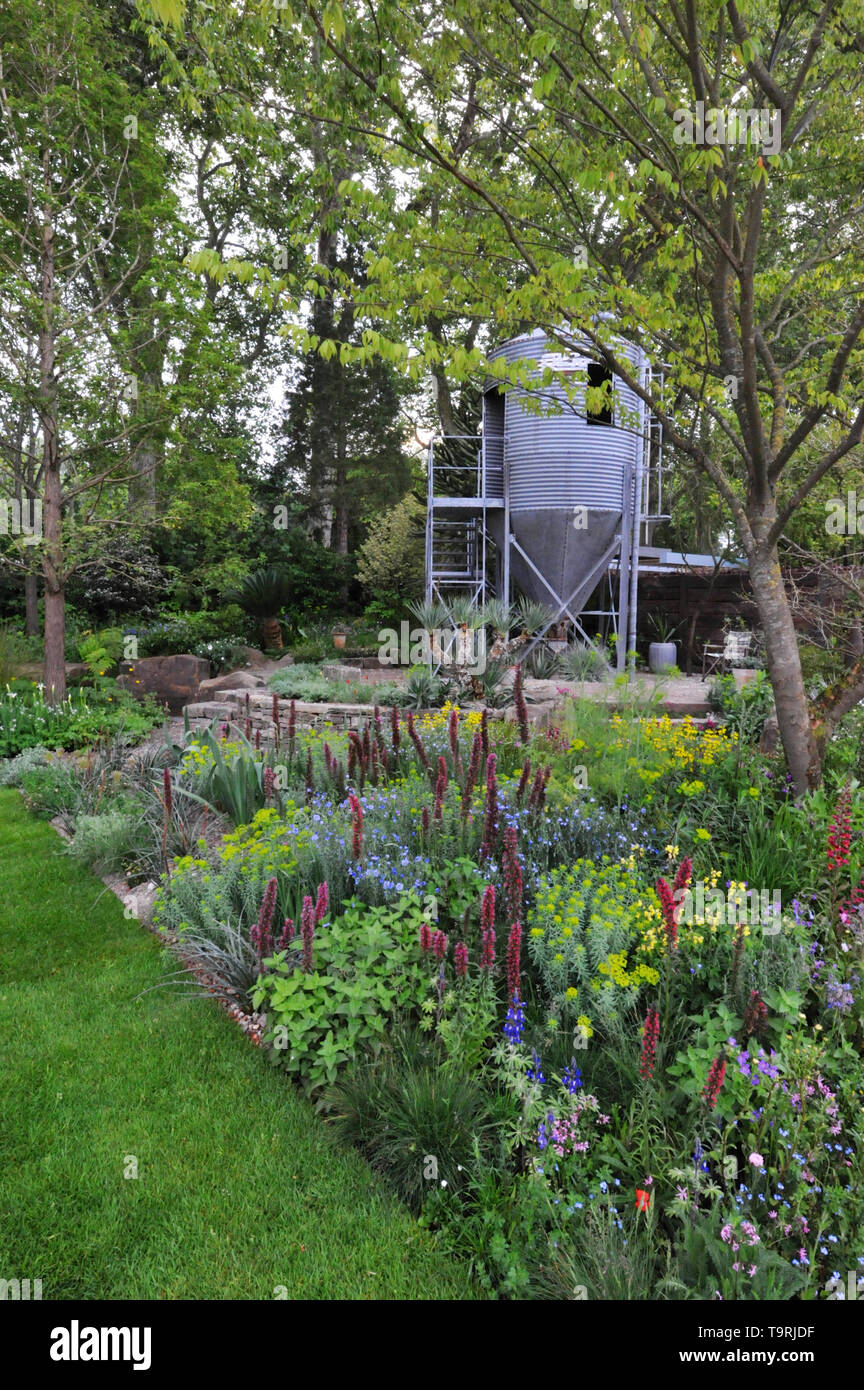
(516, 597, 558, 636)
(228, 567, 292, 650)
(481, 599, 515, 638)
(407, 598, 449, 631)
(445, 594, 484, 629)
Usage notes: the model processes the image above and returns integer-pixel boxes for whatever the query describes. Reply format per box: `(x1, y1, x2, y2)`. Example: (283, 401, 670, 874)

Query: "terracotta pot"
(333, 633, 346, 649)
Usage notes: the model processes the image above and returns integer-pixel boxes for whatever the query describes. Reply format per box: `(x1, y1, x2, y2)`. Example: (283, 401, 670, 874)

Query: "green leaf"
(322, 1, 346, 42)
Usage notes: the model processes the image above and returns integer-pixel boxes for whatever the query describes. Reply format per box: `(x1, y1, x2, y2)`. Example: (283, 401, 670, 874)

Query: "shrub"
(254, 895, 432, 1093)
(708, 671, 775, 742)
(355, 495, 426, 616)
(527, 859, 659, 1038)
(0, 686, 162, 758)
(66, 535, 170, 621)
(136, 607, 250, 657)
(19, 761, 84, 821)
(68, 810, 141, 874)
(189, 637, 250, 676)
(0, 745, 51, 786)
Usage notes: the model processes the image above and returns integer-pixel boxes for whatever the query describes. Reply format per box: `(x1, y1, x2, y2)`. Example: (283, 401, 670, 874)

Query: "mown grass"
(0, 789, 478, 1300)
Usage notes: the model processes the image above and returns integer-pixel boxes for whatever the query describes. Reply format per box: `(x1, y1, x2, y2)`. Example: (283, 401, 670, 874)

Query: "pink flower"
(748, 1152, 764, 1167)
(720, 1224, 733, 1244)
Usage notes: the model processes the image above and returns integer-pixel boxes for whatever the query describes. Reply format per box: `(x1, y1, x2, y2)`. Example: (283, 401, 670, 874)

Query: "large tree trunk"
(40, 177, 65, 704)
(24, 571, 39, 636)
(748, 540, 819, 793)
(129, 435, 158, 515)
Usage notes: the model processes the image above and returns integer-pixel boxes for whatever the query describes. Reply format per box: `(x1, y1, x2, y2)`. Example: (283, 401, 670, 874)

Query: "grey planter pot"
(648, 641, 678, 674)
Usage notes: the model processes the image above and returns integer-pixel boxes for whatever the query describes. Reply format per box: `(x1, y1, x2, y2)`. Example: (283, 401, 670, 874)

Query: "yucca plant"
(516, 597, 558, 636)
(445, 594, 484, 629)
(228, 567, 292, 649)
(481, 599, 515, 638)
(407, 598, 448, 631)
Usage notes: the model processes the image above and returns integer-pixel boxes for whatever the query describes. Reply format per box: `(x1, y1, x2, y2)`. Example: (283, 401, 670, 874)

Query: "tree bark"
(748, 540, 819, 792)
(39, 172, 65, 703)
(24, 572, 39, 637)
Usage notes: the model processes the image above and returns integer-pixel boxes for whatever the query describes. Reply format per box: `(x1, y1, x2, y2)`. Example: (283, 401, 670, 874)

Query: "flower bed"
(6, 679, 864, 1300)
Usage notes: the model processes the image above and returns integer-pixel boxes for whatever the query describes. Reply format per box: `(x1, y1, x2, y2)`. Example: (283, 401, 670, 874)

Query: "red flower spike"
(702, 1056, 727, 1109)
(640, 1008, 660, 1079)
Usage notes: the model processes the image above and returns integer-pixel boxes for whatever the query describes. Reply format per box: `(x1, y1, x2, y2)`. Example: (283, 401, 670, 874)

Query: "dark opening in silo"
(586, 363, 614, 426)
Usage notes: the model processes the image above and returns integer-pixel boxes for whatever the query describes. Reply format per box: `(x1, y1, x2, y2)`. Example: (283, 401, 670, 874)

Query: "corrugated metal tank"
(484, 328, 648, 611)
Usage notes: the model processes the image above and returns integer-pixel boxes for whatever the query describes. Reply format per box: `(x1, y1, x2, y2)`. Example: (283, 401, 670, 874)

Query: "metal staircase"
(425, 434, 500, 606)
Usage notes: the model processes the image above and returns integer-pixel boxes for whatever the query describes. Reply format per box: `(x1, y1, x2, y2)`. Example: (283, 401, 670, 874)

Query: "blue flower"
(503, 997, 527, 1046)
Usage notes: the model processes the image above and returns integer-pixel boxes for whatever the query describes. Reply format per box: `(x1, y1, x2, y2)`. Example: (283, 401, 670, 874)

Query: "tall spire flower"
(639, 1008, 660, 1079)
(480, 885, 496, 969)
(481, 752, 498, 859)
(702, 1056, 727, 1109)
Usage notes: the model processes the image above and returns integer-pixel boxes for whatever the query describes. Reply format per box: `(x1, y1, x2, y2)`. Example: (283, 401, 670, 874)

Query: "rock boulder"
(116, 654, 210, 713)
(197, 670, 266, 697)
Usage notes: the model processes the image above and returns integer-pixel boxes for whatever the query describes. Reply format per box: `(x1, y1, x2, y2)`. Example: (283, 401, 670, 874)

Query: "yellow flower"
(747, 786, 760, 798)
(694, 828, 711, 841)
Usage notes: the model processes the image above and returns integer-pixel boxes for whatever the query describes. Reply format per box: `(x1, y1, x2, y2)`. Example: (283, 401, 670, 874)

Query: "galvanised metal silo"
(483, 326, 651, 664)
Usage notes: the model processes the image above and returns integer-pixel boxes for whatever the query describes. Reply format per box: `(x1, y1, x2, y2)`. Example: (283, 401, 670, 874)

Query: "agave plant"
(526, 644, 562, 679)
(470, 657, 510, 707)
(405, 667, 446, 709)
(228, 567, 292, 650)
(516, 597, 559, 636)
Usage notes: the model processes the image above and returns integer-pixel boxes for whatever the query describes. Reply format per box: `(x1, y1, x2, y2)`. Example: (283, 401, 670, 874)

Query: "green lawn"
(0, 789, 477, 1300)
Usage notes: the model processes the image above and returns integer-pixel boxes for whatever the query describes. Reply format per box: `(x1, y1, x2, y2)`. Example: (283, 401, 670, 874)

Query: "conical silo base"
(508, 509, 621, 617)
